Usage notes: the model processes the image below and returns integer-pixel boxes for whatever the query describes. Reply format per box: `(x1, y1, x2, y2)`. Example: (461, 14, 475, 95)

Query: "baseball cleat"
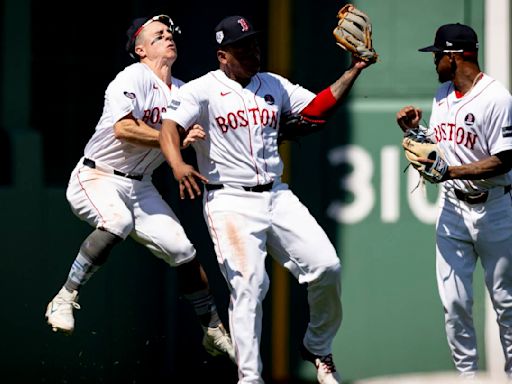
(45, 287, 80, 335)
(300, 344, 342, 384)
(202, 323, 236, 363)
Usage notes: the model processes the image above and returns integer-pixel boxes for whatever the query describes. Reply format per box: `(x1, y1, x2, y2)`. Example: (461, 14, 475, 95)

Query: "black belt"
(83, 158, 143, 181)
(205, 181, 273, 193)
(454, 185, 511, 204)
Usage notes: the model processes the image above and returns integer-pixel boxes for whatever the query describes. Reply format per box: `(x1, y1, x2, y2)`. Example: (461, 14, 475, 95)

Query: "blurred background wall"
(1, 0, 507, 383)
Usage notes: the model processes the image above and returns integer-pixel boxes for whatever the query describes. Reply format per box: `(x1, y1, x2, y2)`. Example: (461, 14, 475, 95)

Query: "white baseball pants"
(436, 187, 512, 374)
(203, 182, 342, 384)
(66, 159, 196, 266)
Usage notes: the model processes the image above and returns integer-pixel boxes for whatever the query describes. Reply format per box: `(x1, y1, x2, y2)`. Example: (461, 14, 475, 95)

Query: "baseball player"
(45, 14, 235, 362)
(396, 23, 512, 378)
(159, 15, 373, 384)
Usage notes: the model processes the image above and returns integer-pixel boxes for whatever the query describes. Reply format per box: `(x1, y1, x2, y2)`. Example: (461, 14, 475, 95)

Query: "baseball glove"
(277, 113, 326, 145)
(333, 4, 378, 63)
(402, 127, 447, 183)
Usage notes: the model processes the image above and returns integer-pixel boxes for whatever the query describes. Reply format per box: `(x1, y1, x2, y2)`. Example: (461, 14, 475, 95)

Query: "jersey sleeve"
(485, 91, 512, 155)
(162, 81, 204, 131)
(267, 73, 315, 115)
(104, 66, 144, 123)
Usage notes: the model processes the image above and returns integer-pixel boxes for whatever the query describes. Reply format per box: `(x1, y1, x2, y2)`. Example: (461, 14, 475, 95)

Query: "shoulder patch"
(502, 126, 512, 138)
(123, 91, 136, 99)
(169, 99, 181, 110)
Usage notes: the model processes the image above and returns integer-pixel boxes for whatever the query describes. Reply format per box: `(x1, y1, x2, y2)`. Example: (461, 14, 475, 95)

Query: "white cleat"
(202, 323, 236, 363)
(301, 344, 342, 384)
(45, 287, 80, 334)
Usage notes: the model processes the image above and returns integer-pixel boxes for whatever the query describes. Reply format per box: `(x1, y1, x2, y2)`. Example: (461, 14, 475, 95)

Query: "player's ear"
(217, 49, 228, 64)
(134, 45, 145, 60)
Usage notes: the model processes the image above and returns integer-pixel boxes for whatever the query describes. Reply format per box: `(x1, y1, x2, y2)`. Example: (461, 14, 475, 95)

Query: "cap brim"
(418, 45, 442, 52)
(219, 30, 260, 46)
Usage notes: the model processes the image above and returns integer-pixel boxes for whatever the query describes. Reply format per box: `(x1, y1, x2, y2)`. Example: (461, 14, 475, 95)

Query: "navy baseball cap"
(126, 14, 181, 59)
(214, 15, 260, 47)
(418, 23, 479, 52)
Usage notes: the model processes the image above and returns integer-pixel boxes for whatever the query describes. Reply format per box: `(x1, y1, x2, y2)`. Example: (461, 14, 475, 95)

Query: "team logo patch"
(264, 94, 275, 105)
(123, 91, 136, 99)
(169, 99, 181, 110)
(502, 125, 512, 138)
(464, 113, 475, 126)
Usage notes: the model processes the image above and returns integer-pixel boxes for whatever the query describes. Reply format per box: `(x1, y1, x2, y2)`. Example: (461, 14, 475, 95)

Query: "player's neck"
(453, 67, 483, 96)
(143, 60, 173, 85)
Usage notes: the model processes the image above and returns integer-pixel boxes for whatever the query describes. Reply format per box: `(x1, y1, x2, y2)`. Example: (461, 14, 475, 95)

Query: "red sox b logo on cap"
(238, 18, 249, 32)
(215, 15, 258, 46)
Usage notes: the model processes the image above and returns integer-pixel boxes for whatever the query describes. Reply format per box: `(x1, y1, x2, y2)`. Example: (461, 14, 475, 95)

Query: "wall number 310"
(326, 145, 441, 225)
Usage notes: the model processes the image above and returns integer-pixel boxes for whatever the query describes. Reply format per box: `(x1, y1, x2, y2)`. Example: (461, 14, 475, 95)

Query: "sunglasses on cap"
(133, 15, 181, 40)
(433, 49, 464, 63)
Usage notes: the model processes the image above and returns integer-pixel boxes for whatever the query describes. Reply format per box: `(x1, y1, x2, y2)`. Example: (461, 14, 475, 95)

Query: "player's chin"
(436, 68, 452, 84)
(166, 52, 178, 63)
(438, 73, 451, 84)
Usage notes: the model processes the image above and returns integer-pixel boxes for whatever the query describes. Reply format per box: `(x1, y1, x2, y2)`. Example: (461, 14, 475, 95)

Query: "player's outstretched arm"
(295, 56, 372, 125)
(160, 119, 208, 199)
(329, 59, 369, 103)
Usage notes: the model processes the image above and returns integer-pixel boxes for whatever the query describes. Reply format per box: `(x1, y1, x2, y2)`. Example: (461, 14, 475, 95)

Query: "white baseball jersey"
(162, 69, 315, 186)
(162, 69, 342, 381)
(84, 62, 184, 175)
(431, 73, 512, 374)
(66, 63, 195, 265)
(428, 73, 512, 191)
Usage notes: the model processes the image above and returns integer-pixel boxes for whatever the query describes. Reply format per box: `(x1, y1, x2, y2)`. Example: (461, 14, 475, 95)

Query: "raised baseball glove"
(333, 4, 378, 63)
(277, 113, 326, 145)
(402, 127, 447, 183)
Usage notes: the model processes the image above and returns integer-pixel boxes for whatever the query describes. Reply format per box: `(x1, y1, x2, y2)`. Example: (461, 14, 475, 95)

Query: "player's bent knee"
(313, 261, 342, 286)
(149, 241, 196, 266)
(102, 215, 134, 239)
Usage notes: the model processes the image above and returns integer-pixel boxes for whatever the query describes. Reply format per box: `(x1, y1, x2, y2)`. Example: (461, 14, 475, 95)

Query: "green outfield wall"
(0, 0, 494, 383)
(289, 0, 487, 382)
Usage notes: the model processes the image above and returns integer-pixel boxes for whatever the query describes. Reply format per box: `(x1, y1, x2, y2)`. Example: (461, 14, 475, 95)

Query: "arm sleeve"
(162, 82, 203, 131)
(300, 87, 338, 120)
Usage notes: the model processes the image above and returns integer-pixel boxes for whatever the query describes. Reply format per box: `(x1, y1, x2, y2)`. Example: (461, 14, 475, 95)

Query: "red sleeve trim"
(300, 87, 337, 120)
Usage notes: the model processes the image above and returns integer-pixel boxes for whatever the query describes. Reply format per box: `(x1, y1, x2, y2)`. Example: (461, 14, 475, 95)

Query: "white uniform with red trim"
(66, 62, 195, 265)
(162, 69, 342, 383)
(428, 73, 512, 374)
